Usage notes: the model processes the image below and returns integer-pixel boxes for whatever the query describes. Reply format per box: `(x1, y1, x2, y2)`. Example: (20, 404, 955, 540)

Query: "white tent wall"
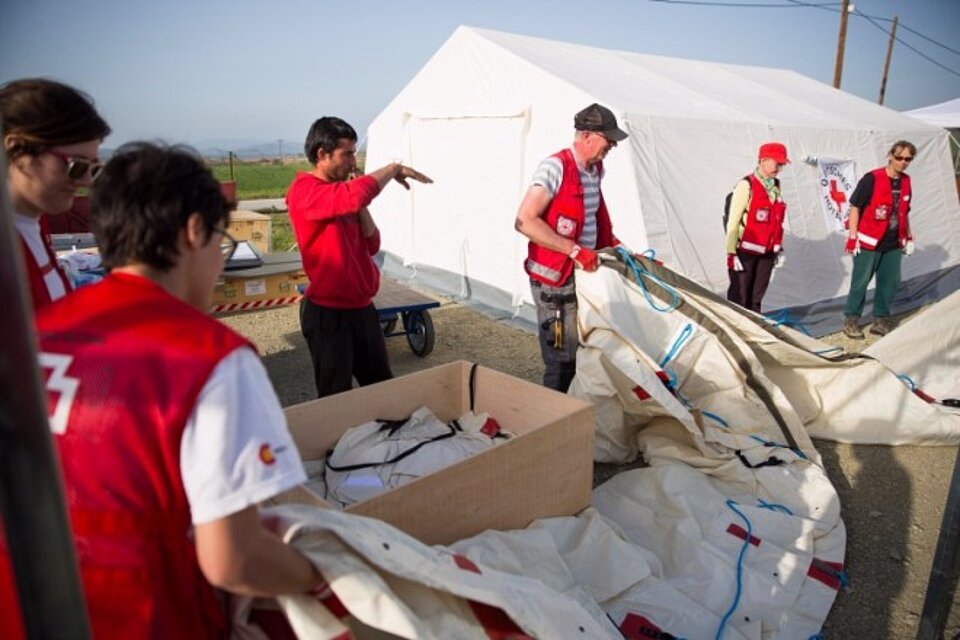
(366, 26, 960, 334)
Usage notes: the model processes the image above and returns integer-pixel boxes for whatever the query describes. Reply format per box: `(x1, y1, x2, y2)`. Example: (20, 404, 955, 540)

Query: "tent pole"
(916, 445, 960, 639)
(0, 150, 91, 636)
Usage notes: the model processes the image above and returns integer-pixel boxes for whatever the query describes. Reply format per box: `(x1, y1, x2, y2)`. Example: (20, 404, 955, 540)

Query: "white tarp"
(366, 26, 960, 335)
(570, 255, 960, 452)
(864, 290, 960, 408)
(905, 97, 960, 129)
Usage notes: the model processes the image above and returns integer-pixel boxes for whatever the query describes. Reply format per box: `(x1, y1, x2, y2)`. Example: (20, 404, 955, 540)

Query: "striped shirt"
(531, 149, 603, 249)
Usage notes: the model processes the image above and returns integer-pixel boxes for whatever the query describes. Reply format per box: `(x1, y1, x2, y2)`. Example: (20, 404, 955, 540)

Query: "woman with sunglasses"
(1, 78, 110, 309)
(841, 140, 917, 339)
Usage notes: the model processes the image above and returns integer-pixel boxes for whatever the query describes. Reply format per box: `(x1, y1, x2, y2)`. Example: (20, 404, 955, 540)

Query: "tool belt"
(538, 291, 577, 350)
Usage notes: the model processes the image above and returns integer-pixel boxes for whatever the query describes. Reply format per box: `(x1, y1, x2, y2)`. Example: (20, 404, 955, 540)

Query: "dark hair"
(303, 116, 356, 165)
(888, 140, 917, 158)
(0, 78, 111, 160)
(92, 142, 229, 271)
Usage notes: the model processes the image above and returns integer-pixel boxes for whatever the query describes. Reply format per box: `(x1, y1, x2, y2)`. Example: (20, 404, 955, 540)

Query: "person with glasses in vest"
(0, 143, 324, 639)
(0, 78, 111, 309)
(515, 103, 629, 392)
(724, 142, 789, 313)
(841, 140, 917, 339)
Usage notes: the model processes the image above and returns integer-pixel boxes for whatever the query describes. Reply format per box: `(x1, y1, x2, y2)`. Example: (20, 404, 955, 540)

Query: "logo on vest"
(259, 443, 287, 465)
(875, 205, 889, 221)
(556, 216, 577, 238)
(755, 208, 770, 223)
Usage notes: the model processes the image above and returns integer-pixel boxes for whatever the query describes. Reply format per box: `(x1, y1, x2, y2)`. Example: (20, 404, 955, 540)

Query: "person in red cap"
(724, 142, 789, 312)
(515, 103, 629, 392)
(841, 140, 917, 339)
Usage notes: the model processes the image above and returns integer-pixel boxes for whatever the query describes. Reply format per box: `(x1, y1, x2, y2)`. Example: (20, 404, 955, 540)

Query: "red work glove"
(570, 245, 599, 271)
(844, 237, 860, 256)
(727, 254, 744, 272)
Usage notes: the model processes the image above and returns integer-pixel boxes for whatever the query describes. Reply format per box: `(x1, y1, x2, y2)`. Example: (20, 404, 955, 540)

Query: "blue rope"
(757, 498, 794, 516)
(659, 323, 694, 368)
(716, 499, 752, 640)
(808, 634, 825, 640)
(703, 411, 730, 428)
(617, 247, 681, 312)
(896, 373, 917, 391)
(813, 346, 844, 356)
(764, 308, 812, 336)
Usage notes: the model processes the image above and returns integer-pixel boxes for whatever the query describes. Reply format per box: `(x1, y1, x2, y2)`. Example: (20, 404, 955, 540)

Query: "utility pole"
(278, 139, 282, 162)
(833, 0, 852, 89)
(878, 15, 898, 105)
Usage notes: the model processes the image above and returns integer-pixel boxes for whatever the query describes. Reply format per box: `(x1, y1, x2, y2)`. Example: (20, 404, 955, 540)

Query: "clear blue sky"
(2, 0, 957, 150)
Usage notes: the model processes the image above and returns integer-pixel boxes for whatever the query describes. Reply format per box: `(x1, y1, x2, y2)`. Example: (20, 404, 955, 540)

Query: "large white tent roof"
(905, 97, 960, 129)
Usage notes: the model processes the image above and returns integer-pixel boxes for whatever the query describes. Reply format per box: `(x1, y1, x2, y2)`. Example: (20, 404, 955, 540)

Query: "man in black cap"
(515, 103, 629, 392)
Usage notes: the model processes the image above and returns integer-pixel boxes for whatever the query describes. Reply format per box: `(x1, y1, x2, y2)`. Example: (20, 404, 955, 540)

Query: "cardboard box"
(279, 361, 595, 545)
(211, 252, 307, 313)
(228, 210, 272, 254)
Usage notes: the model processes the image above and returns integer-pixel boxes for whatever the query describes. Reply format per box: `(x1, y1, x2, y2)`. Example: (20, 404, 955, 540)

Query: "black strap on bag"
(325, 418, 461, 472)
(735, 450, 785, 470)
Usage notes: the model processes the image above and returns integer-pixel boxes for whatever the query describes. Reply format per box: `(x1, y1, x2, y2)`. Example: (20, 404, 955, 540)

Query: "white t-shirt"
(180, 347, 306, 524)
(531, 150, 604, 250)
(14, 212, 67, 302)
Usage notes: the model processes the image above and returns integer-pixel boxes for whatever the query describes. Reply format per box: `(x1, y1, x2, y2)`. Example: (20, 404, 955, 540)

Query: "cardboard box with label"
(211, 252, 307, 313)
(278, 361, 595, 545)
(228, 210, 272, 254)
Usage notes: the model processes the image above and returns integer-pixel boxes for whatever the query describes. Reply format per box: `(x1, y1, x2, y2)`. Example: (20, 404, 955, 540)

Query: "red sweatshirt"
(286, 172, 384, 308)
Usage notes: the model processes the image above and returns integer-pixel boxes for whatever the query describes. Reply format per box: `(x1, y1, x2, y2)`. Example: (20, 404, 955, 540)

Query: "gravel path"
(220, 286, 960, 638)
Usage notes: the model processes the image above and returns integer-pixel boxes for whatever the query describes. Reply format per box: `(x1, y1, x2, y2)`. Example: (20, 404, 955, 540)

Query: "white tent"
(367, 26, 960, 335)
(905, 97, 960, 129)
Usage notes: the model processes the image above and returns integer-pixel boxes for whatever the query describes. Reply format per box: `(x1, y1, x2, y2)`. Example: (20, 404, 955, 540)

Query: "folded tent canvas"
(366, 26, 960, 335)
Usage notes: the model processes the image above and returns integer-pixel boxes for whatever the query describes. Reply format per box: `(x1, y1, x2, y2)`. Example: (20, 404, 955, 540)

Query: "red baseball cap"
(758, 142, 789, 164)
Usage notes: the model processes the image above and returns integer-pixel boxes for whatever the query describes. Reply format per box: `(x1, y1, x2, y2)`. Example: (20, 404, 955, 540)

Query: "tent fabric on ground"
(863, 289, 960, 410)
(569, 253, 960, 452)
(366, 26, 960, 337)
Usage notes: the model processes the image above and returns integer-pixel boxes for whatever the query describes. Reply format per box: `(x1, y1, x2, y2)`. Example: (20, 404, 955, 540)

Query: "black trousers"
(299, 299, 393, 398)
(726, 251, 776, 313)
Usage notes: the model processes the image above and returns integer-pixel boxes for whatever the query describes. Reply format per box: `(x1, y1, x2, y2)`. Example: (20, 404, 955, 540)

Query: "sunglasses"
(214, 227, 238, 260)
(45, 149, 104, 180)
(893, 155, 914, 162)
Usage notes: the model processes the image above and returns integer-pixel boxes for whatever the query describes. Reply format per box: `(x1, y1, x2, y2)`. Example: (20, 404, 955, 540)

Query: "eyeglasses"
(45, 149, 103, 181)
(594, 132, 617, 148)
(893, 155, 914, 163)
(214, 227, 238, 260)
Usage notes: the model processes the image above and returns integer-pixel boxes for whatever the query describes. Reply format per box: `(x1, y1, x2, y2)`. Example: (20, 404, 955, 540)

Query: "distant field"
(210, 161, 311, 200)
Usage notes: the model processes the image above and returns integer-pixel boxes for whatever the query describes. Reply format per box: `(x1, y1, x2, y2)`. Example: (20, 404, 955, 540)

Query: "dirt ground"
(221, 282, 960, 639)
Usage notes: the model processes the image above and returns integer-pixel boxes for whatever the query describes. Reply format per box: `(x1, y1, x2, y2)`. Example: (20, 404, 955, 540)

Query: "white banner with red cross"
(816, 158, 858, 233)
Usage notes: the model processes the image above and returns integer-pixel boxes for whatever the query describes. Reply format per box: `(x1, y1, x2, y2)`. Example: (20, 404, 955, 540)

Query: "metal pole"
(0, 150, 90, 634)
(833, 0, 852, 89)
(228, 150, 235, 181)
(917, 445, 960, 639)
(878, 15, 898, 105)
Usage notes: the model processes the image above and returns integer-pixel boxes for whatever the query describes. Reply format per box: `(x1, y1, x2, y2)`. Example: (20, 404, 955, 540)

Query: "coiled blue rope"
(764, 308, 812, 336)
(617, 247, 681, 312)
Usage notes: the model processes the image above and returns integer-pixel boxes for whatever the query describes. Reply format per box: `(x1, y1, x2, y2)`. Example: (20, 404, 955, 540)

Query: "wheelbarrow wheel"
(403, 310, 435, 357)
(381, 316, 398, 336)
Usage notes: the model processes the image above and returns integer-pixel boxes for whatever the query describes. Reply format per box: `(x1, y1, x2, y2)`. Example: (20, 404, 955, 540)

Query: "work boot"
(842, 316, 864, 340)
(870, 317, 896, 336)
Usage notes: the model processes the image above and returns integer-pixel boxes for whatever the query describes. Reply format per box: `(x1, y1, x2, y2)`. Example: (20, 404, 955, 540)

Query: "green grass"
(270, 213, 297, 252)
(210, 161, 312, 200)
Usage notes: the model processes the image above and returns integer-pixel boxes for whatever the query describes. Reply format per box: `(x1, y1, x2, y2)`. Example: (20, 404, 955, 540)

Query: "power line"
(854, 9, 960, 79)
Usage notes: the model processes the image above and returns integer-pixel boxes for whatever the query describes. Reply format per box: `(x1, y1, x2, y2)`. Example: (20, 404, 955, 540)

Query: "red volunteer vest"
(0, 272, 251, 640)
(737, 175, 786, 255)
(525, 149, 618, 286)
(22, 215, 73, 310)
(857, 168, 911, 251)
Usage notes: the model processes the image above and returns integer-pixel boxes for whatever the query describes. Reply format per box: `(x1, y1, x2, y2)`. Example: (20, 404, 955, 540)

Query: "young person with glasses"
(841, 140, 917, 339)
(0, 78, 110, 309)
(0, 143, 324, 639)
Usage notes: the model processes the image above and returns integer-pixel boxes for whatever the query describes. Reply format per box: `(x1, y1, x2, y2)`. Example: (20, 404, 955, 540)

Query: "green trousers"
(844, 248, 902, 318)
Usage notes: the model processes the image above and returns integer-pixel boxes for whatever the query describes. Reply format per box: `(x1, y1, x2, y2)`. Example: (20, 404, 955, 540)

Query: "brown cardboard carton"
(279, 361, 595, 545)
(228, 210, 272, 254)
(211, 252, 307, 313)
